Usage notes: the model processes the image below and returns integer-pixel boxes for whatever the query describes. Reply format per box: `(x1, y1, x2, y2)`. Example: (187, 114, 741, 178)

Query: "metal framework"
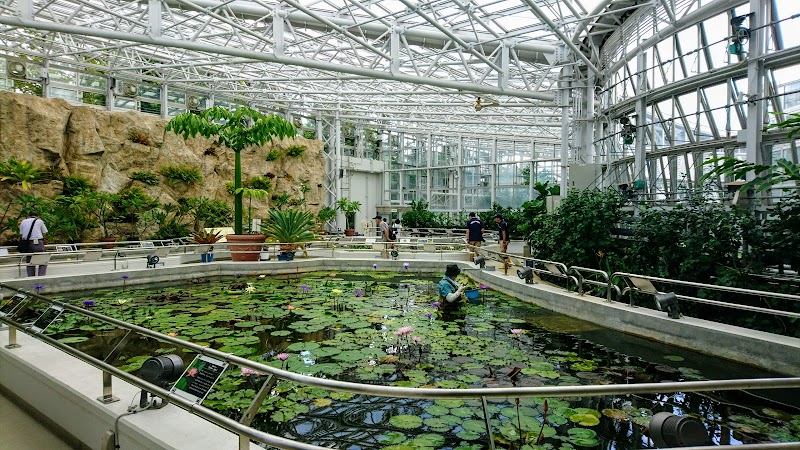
(1, 0, 799, 209)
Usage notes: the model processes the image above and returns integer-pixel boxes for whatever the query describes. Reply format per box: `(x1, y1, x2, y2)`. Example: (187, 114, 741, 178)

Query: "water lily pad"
(602, 409, 630, 421)
(311, 398, 332, 408)
(333, 350, 366, 362)
(456, 430, 482, 440)
(389, 414, 423, 429)
(436, 399, 465, 408)
(569, 413, 600, 426)
(270, 330, 291, 337)
(377, 431, 407, 445)
(568, 428, 597, 439)
(411, 434, 445, 447)
(663, 355, 684, 362)
(423, 417, 451, 431)
(425, 405, 450, 416)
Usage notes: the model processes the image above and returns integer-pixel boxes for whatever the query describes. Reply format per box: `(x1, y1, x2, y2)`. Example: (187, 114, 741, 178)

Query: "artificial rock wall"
(0, 91, 326, 224)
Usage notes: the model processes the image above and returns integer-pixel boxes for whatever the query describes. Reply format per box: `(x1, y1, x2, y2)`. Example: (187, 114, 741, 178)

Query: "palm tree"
(261, 208, 315, 258)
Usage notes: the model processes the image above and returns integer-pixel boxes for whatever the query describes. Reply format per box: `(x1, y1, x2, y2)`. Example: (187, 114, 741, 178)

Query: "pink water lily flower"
(241, 367, 263, 376)
(412, 336, 422, 343)
(510, 329, 523, 335)
(276, 353, 290, 361)
(394, 326, 414, 336)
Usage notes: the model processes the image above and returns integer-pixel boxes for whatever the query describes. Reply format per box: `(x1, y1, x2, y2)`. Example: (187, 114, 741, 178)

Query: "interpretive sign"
(29, 306, 64, 333)
(171, 355, 228, 404)
(0, 294, 28, 317)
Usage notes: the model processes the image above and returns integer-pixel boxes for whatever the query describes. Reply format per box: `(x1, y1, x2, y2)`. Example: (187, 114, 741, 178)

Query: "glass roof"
(0, 0, 618, 135)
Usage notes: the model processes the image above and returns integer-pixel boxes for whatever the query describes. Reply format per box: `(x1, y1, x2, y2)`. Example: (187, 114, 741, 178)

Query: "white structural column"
(106, 76, 115, 111)
(334, 114, 343, 229)
(390, 24, 402, 75)
(746, 0, 767, 170)
(490, 138, 497, 204)
(634, 52, 648, 188)
(584, 73, 595, 165)
(559, 66, 572, 195)
(160, 83, 168, 119)
(41, 60, 50, 98)
(273, 9, 286, 56)
(15, 0, 31, 20)
(148, 0, 162, 38)
(499, 42, 510, 89)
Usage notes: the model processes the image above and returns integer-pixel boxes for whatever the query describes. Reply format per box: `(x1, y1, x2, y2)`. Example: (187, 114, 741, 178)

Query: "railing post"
(480, 396, 496, 450)
(97, 370, 120, 403)
(5, 325, 21, 349)
(239, 374, 278, 450)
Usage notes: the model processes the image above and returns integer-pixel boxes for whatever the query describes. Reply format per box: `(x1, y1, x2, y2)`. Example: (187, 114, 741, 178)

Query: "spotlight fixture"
(517, 267, 534, 284)
(146, 255, 160, 269)
(473, 255, 486, 269)
(654, 292, 681, 319)
(648, 412, 709, 448)
(474, 97, 500, 112)
(139, 354, 185, 408)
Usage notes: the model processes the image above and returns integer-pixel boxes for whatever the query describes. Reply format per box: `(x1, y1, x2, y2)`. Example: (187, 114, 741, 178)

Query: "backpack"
(387, 225, 397, 241)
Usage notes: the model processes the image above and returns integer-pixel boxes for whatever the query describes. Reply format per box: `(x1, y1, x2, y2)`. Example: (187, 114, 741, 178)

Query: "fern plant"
(130, 171, 160, 186)
(261, 208, 315, 250)
(160, 164, 203, 186)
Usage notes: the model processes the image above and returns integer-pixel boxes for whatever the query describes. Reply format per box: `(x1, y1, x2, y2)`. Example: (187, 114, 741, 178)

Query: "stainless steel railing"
(3, 282, 800, 450)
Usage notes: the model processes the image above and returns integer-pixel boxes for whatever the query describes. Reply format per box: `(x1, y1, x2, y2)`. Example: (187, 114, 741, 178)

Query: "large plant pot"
(226, 234, 265, 261)
(99, 236, 116, 249)
(345, 229, 356, 237)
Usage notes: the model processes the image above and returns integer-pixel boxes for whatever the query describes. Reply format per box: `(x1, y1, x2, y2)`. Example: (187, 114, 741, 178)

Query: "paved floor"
(0, 390, 74, 450)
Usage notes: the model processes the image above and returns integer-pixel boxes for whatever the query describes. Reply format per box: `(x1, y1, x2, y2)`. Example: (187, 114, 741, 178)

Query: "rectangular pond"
(27, 270, 800, 449)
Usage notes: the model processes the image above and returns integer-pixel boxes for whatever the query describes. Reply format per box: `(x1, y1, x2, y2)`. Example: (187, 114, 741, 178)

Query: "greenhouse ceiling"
(0, 0, 640, 136)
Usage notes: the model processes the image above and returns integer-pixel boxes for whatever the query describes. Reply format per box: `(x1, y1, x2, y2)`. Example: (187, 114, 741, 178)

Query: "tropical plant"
(159, 164, 203, 186)
(114, 187, 159, 223)
(335, 198, 361, 231)
(528, 188, 626, 270)
(0, 158, 42, 190)
(166, 106, 296, 235)
(302, 130, 315, 140)
(79, 191, 120, 238)
(151, 203, 193, 240)
(238, 177, 271, 231)
(130, 171, 160, 186)
(192, 229, 223, 244)
(61, 174, 93, 196)
(699, 157, 799, 193)
(261, 208, 315, 251)
(317, 206, 337, 230)
(272, 193, 291, 210)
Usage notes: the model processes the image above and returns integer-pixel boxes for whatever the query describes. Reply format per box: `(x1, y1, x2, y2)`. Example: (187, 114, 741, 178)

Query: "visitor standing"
(19, 211, 48, 276)
(391, 219, 402, 238)
(465, 212, 484, 260)
(374, 215, 395, 242)
(494, 213, 510, 268)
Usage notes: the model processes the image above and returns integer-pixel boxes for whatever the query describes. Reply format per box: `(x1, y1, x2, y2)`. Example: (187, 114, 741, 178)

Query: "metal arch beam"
(160, 0, 558, 64)
(0, 16, 555, 101)
(519, 0, 601, 77)
(606, 0, 748, 76)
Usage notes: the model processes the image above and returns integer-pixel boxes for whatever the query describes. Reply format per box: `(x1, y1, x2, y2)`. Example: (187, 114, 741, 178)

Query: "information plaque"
(29, 306, 64, 333)
(171, 355, 228, 404)
(0, 294, 28, 317)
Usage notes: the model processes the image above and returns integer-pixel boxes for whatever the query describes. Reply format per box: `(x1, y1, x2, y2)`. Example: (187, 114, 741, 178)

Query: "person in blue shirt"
(438, 264, 465, 308)
(465, 212, 484, 261)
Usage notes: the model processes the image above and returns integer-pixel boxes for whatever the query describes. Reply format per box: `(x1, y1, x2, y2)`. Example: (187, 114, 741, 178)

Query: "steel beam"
(0, 16, 555, 101)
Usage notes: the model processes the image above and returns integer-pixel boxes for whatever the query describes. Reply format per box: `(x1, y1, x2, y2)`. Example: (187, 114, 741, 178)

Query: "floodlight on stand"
(648, 412, 710, 448)
(517, 267, 534, 284)
(473, 255, 486, 269)
(139, 354, 184, 408)
(654, 292, 681, 319)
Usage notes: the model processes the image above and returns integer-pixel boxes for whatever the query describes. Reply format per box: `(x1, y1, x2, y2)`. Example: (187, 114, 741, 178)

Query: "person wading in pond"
(438, 264, 465, 310)
(19, 211, 48, 277)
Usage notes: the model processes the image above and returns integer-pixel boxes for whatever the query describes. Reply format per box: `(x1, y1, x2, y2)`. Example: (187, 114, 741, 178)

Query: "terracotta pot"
(226, 234, 265, 261)
(99, 236, 116, 249)
(344, 229, 356, 236)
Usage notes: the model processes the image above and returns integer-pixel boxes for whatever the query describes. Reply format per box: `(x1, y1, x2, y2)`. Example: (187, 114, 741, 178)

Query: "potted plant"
(316, 206, 337, 234)
(261, 208, 315, 261)
(166, 106, 296, 261)
(192, 229, 223, 262)
(336, 198, 361, 236)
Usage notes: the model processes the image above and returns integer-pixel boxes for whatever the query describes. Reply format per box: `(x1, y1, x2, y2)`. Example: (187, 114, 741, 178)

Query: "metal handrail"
(2, 285, 800, 450)
(611, 271, 800, 319)
(569, 266, 618, 302)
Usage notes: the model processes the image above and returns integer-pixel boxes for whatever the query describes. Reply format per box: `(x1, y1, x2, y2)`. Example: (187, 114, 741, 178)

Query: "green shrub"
(286, 145, 306, 157)
(0, 158, 42, 190)
(61, 174, 94, 196)
(159, 165, 203, 186)
(302, 130, 315, 139)
(130, 171, 160, 186)
(266, 149, 281, 161)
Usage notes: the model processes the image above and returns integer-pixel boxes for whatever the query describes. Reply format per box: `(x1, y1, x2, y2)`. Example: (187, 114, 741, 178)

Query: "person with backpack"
(374, 215, 395, 242)
(465, 212, 483, 261)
